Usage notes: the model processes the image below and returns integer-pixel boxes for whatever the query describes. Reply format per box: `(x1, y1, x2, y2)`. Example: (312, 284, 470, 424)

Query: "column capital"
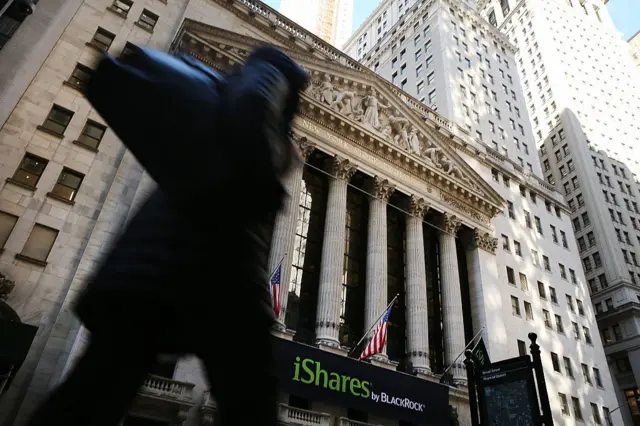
(294, 135, 316, 160)
(470, 228, 498, 254)
(369, 176, 396, 202)
(408, 195, 429, 218)
(329, 155, 357, 181)
(442, 213, 462, 235)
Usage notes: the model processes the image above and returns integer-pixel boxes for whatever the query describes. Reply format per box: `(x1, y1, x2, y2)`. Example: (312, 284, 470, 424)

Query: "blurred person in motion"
(27, 44, 309, 426)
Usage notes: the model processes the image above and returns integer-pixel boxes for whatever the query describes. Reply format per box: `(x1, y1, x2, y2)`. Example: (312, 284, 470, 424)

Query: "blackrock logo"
(292, 357, 426, 412)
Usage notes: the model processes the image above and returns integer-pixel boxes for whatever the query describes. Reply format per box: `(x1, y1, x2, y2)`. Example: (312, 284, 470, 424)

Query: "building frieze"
(176, 19, 506, 226)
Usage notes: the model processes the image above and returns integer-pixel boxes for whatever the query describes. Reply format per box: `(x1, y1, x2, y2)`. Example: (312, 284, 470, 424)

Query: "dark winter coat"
(75, 45, 308, 354)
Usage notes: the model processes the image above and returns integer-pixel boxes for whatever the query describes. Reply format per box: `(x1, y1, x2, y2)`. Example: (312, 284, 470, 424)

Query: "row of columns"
(270, 139, 477, 380)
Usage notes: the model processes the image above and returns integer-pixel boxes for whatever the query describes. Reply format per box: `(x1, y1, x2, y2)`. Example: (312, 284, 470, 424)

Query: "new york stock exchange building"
(81, 16, 507, 425)
(0, 0, 616, 425)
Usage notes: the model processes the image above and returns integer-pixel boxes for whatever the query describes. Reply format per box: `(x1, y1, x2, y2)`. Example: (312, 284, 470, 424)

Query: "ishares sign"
(292, 357, 426, 412)
(271, 337, 449, 425)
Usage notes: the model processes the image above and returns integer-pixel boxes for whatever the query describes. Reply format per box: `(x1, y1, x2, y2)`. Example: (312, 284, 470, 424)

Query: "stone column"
(364, 177, 395, 357)
(466, 229, 507, 361)
(438, 213, 466, 381)
(268, 136, 315, 328)
(315, 156, 356, 348)
(405, 196, 431, 373)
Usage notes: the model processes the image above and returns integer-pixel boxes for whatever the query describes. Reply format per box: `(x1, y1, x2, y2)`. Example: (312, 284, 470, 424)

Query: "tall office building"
(345, 0, 620, 425)
(473, 0, 640, 423)
(279, 0, 353, 48)
(629, 30, 640, 71)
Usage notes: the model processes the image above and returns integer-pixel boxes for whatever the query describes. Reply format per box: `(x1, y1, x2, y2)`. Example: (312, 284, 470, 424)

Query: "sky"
(265, 0, 640, 41)
(606, 0, 640, 40)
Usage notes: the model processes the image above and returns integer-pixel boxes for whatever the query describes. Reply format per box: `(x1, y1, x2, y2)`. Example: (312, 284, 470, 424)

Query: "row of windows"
(557, 392, 611, 425)
(506, 267, 585, 312)
(36, 103, 106, 151)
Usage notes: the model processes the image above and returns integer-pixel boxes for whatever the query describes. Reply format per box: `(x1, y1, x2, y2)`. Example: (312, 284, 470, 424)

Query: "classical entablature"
(173, 18, 506, 230)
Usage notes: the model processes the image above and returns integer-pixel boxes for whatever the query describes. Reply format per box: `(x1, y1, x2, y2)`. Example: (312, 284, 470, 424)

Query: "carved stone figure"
(359, 88, 390, 130)
(472, 228, 498, 254)
(422, 146, 444, 167)
(407, 125, 421, 155)
(387, 109, 410, 149)
(329, 90, 363, 120)
(314, 74, 336, 105)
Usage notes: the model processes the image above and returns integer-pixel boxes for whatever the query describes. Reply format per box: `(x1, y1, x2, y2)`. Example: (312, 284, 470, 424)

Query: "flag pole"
(348, 293, 400, 358)
(269, 253, 286, 282)
(441, 325, 486, 378)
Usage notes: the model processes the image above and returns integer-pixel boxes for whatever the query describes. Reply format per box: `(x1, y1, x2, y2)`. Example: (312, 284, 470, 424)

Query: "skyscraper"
(475, 0, 640, 423)
(345, 0, 620, 424)
(279, 0, 353, 48)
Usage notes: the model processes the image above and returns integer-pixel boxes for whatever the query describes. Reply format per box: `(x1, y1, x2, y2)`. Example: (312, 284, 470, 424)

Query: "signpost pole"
(528, 332, 554, 425)
(464, 350, 480, 426)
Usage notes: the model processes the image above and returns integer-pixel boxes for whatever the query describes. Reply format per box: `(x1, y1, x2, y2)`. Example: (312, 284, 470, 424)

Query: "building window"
(524, 301, 533, 320)
(563, 357, 574, 378)
(501, 234, 510, 251)
(137, 9, 158, 32)
(559, 393, 570, 416)
(511, 296, 520, 316)
(593, 368, 602, 387)
(543, 309, 552, 328)
(109, 0, 133, 16)
(49, 168, 84, 202)
(572, 322, 580, 340)
(506, 266, 515, 285)
(551, 352, 560, 371)
(577, 299, 585, 316)
(91, 27, 116, 51)
(555, 314, 564, 333)
(572, 397, 583, 421)
(514, 241, 521, 256)
(583, 326, 592, 344)
(76, 120, 107, 151)
(10, 153, 48, 188)
(517, 339, 526, 356)
(0, 211, 18, 249)
(538, 281, 546, 299)
(549, 286, 557, 303)
(66, 64, 93, 91)
(40, 104, 74, 136)
(17, 224, 58, 265)
(519, 273, 528, 291)
(590, 403, 602, 425)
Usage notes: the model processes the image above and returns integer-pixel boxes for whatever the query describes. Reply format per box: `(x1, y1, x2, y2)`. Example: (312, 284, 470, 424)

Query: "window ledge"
(36, 125, 64, 139)
(46, 192, 75, 206)
(134, 21, 154, 33)
(72, 140, 99, 153)
(85, 41, 108, 54)
(5, 178, 36, 192)
(106, 6, 128, 18)
(15, 253, 47, 267)
(62, 80, 86, 94)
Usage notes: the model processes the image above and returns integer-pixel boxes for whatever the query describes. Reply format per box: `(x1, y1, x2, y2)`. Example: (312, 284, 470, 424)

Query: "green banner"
(472, 337, 490, 369)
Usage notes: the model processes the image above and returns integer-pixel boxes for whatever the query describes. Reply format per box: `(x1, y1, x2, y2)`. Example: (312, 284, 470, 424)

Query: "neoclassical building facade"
(0, 0, 619, 425)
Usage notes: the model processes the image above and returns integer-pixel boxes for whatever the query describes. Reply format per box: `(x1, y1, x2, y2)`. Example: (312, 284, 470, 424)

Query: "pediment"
(175, 17, 505, 222)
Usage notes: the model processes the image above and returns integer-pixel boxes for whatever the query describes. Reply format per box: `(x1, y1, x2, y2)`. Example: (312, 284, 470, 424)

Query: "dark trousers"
(27, 317, 278, 426)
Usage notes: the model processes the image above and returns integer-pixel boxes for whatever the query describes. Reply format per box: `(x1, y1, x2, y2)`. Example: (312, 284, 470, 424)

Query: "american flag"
(270, 260, 283, 318)
(359, 305, 393, 360)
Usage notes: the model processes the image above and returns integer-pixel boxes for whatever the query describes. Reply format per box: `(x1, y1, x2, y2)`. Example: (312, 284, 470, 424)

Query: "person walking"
(27, 45, 308, 426)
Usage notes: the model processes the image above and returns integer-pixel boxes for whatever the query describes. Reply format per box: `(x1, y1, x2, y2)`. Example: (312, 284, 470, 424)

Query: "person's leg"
(201, 313, 278, 426)
(27, 333, 155, 426)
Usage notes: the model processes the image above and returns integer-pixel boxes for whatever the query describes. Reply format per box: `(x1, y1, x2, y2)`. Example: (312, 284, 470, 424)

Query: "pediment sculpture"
(306, 75, 478, 191)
